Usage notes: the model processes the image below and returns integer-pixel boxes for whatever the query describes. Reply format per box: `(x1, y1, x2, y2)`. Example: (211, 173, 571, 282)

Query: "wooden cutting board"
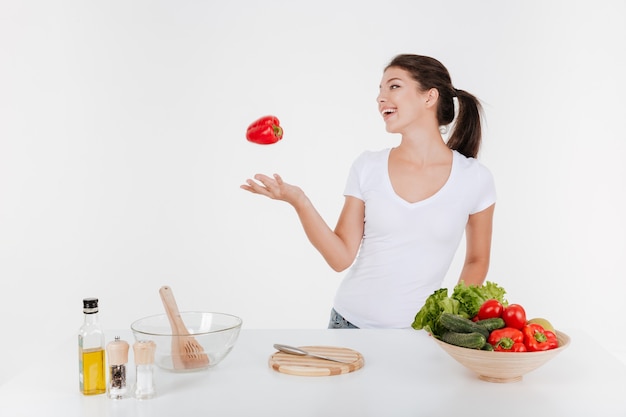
(269, 345, 364, 376)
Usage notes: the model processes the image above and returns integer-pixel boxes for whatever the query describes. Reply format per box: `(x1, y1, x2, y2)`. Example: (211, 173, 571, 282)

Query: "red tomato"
(502, 304, 527, 330)
(477, 299, 504, 320)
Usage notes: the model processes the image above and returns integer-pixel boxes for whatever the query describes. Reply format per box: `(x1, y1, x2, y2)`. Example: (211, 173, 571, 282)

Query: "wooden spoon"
(159, 286, 209, 370)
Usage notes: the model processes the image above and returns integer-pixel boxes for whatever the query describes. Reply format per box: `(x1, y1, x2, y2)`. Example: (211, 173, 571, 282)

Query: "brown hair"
(386, 54, 483, 158)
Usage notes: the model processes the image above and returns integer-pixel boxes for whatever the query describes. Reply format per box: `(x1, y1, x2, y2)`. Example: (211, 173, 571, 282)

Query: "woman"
(241, 54, 496, 329)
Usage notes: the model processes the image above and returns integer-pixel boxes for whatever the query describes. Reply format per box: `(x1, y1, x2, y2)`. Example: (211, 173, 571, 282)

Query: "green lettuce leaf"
(451, 281, 508, 319)
(411, 288, 460, 336)
(412, 281, 508, 337)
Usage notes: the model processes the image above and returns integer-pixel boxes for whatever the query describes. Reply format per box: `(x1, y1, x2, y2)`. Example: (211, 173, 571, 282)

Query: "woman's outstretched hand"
(241, 174, 305, 207)
(241, 173, 362, 271)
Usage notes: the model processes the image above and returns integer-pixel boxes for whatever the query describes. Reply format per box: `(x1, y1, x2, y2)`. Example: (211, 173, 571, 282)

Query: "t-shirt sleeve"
(343, 152, 367, 200)
(471, 164, 497, 214)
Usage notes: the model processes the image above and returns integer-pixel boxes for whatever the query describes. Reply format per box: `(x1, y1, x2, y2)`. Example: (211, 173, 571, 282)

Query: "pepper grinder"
(106, 336, 130, 399)
(133, 340, 156, 399)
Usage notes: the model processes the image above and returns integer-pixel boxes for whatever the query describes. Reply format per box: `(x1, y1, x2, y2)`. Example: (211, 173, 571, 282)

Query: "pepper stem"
(497, 337, 515, 350)
(533, 330, 548, 343)
(273, 125, 283, 139)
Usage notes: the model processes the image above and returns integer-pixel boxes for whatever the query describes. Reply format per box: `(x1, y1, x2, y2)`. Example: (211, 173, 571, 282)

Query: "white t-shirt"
(333, 148, 496, 328)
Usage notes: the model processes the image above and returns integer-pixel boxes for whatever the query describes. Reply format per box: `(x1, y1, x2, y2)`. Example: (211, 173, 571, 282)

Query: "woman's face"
(377, 67, 430, 134)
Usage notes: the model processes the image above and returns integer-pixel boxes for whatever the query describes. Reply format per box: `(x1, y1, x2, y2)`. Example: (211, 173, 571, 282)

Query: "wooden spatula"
(159, 286, 210, 370)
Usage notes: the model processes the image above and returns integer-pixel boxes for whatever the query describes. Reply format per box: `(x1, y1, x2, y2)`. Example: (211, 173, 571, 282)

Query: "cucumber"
(481, 342, 494, 351)
(441, 331, 486, 349)
(438, 312, 489, 338)
(475, 317, 505, 332)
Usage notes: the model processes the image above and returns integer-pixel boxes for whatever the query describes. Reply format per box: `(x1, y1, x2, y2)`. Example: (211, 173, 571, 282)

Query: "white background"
(1, 0, 624, 384)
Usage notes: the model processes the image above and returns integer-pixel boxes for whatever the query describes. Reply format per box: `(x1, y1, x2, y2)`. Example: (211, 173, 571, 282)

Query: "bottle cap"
(83, 298, 99, 314)
(106, 336, 129, 365)
(133, 340, 156, 365)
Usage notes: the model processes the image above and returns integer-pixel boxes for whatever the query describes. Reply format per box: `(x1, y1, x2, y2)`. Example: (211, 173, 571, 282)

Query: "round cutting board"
(269, 345, 364, 376)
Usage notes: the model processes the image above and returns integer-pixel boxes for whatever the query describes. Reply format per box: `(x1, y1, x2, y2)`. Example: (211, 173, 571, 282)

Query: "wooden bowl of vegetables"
(414, 282, 571, 383)
(433, 328, 570, 383)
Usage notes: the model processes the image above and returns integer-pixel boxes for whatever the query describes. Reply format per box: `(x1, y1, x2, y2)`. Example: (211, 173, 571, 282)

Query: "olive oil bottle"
(78, 298, 106, 395)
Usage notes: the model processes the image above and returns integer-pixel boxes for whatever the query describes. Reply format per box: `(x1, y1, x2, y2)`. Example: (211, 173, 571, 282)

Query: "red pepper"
(511, 342, 527, 352)
(523, 323, 559, 351)
(488, 327, 525, 352)
(246, 115, 283, 145)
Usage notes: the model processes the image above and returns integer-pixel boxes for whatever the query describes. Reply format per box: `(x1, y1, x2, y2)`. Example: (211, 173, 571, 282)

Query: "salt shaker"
(133, 340, 156, 399)
(106, 336, 130, 399)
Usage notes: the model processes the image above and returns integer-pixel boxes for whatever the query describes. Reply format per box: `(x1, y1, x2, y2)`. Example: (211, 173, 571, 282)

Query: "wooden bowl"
(433, 330, 570, 383)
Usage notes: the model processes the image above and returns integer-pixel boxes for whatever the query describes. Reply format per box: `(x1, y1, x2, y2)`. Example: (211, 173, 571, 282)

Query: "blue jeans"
(328, 308, 359, 329)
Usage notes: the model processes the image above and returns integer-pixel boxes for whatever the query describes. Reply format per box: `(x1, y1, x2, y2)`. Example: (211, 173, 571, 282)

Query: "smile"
(381, 108, 396, 120)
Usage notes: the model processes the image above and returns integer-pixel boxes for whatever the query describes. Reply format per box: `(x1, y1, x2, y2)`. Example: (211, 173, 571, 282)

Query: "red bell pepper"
(523, 323, 559, 351)
(488, 327, 525, 352)
(246, 115, 283, 145)
(511, 342, 527, 352)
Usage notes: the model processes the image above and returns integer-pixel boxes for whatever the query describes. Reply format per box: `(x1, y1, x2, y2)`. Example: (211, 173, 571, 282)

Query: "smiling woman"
(241, 54, 496, 329)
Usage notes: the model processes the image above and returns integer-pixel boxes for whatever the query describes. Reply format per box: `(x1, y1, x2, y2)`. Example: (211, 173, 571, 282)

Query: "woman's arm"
(457, 203, 495, 286)
(241, 174, 364, 272)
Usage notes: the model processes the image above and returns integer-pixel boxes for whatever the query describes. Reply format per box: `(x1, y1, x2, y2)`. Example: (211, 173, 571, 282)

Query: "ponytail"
(447, 89, 483, 159)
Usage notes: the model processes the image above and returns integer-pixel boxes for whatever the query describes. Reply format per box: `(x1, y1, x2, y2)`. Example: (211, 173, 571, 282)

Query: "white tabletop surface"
(1, 328, 625, 417)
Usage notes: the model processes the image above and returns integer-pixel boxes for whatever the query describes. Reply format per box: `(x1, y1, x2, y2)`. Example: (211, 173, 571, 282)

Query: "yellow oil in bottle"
(81, 348, 106, 395)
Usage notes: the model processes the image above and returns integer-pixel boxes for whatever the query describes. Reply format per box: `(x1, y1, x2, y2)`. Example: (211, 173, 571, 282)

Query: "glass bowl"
(131, 311, 242, 372)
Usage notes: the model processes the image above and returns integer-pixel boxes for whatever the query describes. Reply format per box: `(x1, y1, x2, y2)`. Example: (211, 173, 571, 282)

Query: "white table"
(1, 328, 624, 417)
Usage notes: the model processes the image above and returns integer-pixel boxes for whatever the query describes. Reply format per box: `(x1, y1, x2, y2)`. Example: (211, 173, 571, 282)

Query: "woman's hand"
(241, 174, 365, 271)
(241, 174, 305, 207)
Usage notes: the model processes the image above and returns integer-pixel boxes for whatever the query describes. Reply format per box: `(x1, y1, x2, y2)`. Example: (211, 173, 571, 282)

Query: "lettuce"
(451, 281, 508, 319)
(412, 281, 508, 337)
(411, 288, 460, 336)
